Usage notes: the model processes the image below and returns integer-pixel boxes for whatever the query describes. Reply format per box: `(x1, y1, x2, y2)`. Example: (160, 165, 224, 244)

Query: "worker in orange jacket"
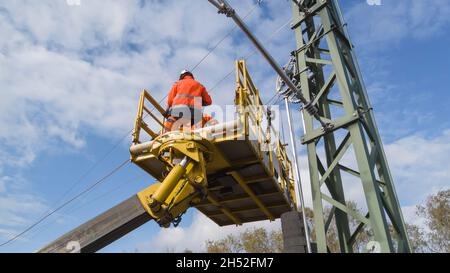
(164, 70, 212, 132)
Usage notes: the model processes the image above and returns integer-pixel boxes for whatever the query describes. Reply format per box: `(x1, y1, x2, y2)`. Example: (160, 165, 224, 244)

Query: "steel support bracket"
(290, 0, 328, 30)
(301, 112, 360, 144)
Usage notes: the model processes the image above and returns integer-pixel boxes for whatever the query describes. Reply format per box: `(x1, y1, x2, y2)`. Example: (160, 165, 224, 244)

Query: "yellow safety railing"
(235, 60, 296, 202)
(132, 90, 166, 144)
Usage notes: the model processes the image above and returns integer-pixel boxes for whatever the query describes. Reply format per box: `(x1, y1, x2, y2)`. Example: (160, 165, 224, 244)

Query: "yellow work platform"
(129, 60, 297, 226)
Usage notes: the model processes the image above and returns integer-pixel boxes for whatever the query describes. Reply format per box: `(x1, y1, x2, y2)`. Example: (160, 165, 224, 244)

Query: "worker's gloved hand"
(163, 109, 170, 118)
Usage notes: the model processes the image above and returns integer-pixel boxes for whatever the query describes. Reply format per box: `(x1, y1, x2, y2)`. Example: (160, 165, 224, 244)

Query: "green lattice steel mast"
(290, 0, 410, 252)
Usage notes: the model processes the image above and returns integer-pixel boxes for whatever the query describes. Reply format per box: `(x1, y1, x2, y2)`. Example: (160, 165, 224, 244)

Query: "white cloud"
(138, 211, 281, 253)
(0, 194, 47, 228)
(401, 205, 426, 229)
(0, 175, 8, 193)
(292, 123, 450, 224)
(0, 195, 48, 243)
(0, 172, 48, 241)
(385, 130, 450, 204)
(294, 128, 450, 213)
(0, 0, 292, 169)
(346, 0, 450, 49)
(0, 0, 296, 250)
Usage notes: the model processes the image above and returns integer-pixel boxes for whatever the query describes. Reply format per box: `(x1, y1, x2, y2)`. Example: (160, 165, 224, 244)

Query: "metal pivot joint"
(137, 141, 210, 228)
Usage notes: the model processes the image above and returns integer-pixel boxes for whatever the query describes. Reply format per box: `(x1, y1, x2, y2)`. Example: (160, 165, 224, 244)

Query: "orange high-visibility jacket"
(167, 76, 212, 110)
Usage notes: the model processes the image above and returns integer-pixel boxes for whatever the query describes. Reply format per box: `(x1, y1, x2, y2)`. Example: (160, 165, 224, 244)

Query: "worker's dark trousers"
(165, 106, 202, 132)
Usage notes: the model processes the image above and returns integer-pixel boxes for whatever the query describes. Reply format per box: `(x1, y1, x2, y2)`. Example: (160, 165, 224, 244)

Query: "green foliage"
(204, 189, 449, 253)
(205, 228, 283, 253)
(416, 189, 449, 253)
(404, 223, 428, 253)
(307, 191, 449, 253)
(206, 234, 244, 253)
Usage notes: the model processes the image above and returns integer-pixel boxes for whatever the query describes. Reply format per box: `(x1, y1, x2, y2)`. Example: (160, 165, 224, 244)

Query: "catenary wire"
(0, 159, 130, 247)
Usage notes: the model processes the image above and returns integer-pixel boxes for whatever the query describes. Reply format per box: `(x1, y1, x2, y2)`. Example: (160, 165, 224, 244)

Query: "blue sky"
(0, 0, 449, 253)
